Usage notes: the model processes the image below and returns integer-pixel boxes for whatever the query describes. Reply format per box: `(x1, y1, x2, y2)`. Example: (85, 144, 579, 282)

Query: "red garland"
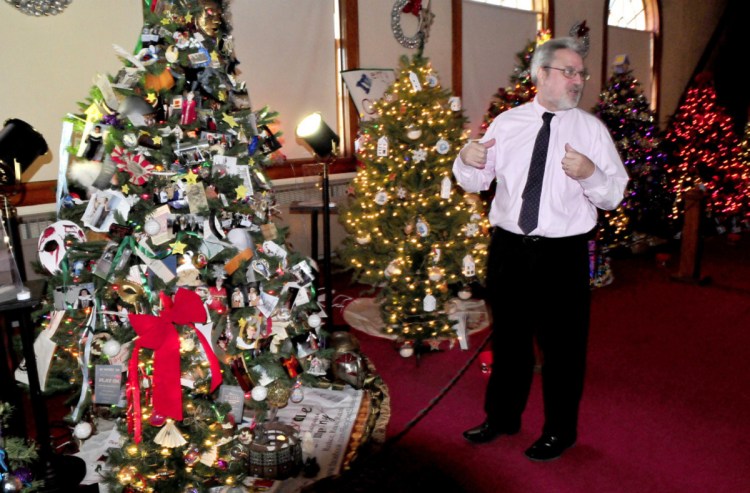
(127, 288, 222, 443)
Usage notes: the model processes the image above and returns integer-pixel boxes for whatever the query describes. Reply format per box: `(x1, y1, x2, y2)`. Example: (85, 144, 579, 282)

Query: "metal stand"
(321, 157, 334, 325)
(0, 281, 62, 491)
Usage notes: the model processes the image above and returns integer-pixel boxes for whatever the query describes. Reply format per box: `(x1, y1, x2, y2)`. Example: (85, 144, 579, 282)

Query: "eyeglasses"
(543, 66, 591, 81)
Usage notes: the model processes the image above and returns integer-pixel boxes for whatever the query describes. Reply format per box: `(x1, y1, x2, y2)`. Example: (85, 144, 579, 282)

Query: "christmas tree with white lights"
(337, 54, 490, 347)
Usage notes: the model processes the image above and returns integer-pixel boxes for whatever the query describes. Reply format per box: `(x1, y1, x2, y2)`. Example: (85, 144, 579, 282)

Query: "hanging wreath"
(5, 0, 72, 16)
(111, 146, 155, 185)
(391, 0, 435, 49)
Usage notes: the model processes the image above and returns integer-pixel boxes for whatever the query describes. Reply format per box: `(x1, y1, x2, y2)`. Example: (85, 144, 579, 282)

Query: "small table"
(0, 279, 46, 435)
(289, 200, 339, 261)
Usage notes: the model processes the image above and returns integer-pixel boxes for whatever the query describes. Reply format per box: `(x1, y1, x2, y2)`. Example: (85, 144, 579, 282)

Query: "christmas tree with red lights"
(662, 72, 750, 234)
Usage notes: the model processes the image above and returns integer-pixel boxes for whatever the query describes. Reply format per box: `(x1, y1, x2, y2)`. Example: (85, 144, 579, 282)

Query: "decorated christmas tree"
(0, 402, 42, 492)
(731, 122, 750, 233)
(594, 57, 673, 249)
(337, 54, 490, 347)
(662, 72, 750, 234)
(23, 2, 381, 491)
(478, 32, 547, 136)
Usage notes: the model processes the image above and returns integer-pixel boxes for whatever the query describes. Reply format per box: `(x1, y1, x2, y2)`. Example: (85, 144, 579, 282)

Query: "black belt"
(492, 227, 593, 245)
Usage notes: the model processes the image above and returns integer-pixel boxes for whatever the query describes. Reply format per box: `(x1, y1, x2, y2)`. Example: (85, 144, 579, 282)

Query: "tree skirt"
(342, 297, 491, 340)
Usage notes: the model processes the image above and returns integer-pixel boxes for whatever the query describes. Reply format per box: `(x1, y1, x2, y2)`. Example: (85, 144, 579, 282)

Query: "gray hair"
(530, 37, 587, 84)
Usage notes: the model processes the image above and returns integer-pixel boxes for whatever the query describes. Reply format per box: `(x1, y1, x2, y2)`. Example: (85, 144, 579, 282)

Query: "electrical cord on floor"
(383, 328, 493, 448)
(301, 329, 494, 492)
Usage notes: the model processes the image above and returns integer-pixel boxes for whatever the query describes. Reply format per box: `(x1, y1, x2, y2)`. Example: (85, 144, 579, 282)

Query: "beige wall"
(0, 0, 729, 188)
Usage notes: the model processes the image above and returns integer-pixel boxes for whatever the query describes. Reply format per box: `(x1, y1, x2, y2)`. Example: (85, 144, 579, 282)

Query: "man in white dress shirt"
(453, 37, 629, 461)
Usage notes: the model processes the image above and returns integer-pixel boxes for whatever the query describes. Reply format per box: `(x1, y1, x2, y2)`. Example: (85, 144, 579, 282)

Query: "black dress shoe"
(463, 421, 519, 444)
(524, 434, 576, 461)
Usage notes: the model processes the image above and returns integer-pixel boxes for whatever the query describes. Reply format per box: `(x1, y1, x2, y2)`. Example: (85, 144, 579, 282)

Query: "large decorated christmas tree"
(25, 2, 380, 491)
(337, 54, 490, 347)
(593, 57, 673, 249)
(662, 72, 750, 234)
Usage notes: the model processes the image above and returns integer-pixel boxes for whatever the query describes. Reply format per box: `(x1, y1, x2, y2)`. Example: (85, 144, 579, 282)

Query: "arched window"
(467, 0, 534, 8)
(605, 0, 660, 117)
(608, 0, 646, 30)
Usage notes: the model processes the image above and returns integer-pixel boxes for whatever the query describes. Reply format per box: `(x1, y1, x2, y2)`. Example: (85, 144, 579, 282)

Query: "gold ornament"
(266, 380, 291, 408)
(113, 278, 144, 305)
(197, 0, 221, 37)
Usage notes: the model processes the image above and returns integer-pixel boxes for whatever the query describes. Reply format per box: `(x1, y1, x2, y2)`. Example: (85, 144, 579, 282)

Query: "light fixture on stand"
(295, 112, 340, 327)
(0, 118, 49, 301)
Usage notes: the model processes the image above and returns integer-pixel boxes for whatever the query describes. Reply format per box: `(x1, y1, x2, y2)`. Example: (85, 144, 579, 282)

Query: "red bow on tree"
(402, 0, 422, 16)
(127, 288, 222, 443)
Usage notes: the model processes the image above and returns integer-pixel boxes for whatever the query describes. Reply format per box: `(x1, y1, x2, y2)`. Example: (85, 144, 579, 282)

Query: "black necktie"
(518, 112, 554, 234)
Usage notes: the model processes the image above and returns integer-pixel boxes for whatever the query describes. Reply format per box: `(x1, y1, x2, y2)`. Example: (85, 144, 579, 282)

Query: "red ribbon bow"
(402, 0, 422, 16)
(127, 288, 222, 443)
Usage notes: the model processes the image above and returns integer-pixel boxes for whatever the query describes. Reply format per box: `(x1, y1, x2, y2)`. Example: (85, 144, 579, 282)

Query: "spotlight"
(296, 112, 340, 159)
(0, 118, 48, 185)
(295, 113, 341, 326)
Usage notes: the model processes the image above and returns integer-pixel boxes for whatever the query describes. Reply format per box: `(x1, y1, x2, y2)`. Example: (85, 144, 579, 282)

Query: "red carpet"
(319, 234, 750, 493)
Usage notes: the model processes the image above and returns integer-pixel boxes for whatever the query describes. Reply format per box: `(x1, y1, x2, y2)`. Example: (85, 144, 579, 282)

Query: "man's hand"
(459, 139, 496, 169)
(561, 143, 595, 180)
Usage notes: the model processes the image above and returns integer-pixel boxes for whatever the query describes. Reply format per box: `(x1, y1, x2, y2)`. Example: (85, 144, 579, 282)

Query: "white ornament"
(165, 45, 179, 63)
(462, 255, 476, 277)
(423, 294, 437, 312)
(356, 233, 372, 245)
(307, 313, 322, 329)
(416, 218, 429, 237)
(144, 219, 161, 236)
(123, 133, 138, 147)
(435, 139, 450, 155)
(73, 422, 93, 440)
(458, 286, 472, 300)
(406, 127, 422, 140)
(102, 339, 122, 357)
(396, 186, 407, 199)
(290, 385, 304, 403)
(384, 259, 401, 278)
(399, 344, 414, 358)
(180, 338, 196, 352)
(408, 71, 422, 91)
(465, 223, 480, 237)
(251, 386, 268, 401)
(412, 149, 427, 163)
(428, 266, 443, 281)
(440, 176, 452, 199)
(374, 190, 389, 205)
(449, 96, 462, 111)
(377, 136, 389, 157)
(432, 248, 442, 263)
(426, 74, 439, 87)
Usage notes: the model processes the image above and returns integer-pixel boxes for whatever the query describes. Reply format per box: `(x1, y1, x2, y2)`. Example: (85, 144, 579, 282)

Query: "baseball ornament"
(37, 220, 86, 274)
